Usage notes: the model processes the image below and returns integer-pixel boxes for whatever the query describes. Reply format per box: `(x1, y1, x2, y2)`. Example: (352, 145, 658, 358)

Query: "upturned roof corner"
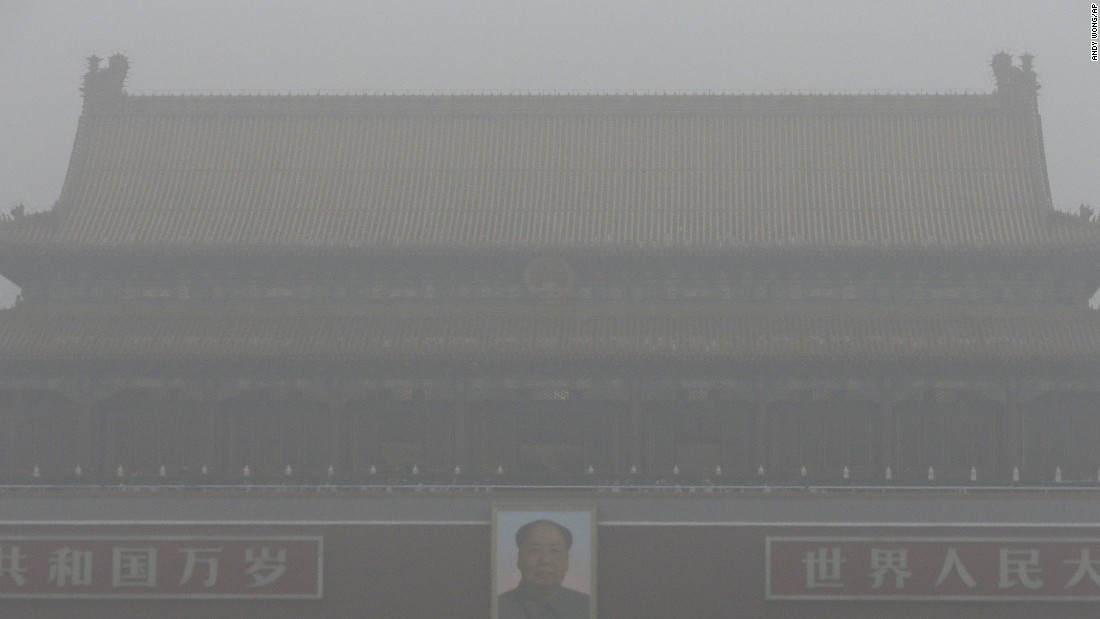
(81, 53, 129, 110)
(991, 52, 1039, 98)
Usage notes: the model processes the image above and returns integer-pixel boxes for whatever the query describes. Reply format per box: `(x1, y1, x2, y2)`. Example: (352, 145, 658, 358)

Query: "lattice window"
(532, 389, 570, 401)
(391, 388, 416, 401)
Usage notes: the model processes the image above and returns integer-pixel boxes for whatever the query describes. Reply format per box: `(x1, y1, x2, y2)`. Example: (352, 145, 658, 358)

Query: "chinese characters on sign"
(767, 537, 1100, 601)
(0, 537, 322, 599)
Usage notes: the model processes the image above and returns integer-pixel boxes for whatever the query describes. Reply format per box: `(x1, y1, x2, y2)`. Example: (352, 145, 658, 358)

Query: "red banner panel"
(0, 536, 322, 599)
(767, 537, 1100, 601)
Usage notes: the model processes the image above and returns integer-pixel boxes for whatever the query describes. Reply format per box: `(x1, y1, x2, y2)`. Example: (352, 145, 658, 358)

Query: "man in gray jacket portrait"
(497, 519, 591, 619)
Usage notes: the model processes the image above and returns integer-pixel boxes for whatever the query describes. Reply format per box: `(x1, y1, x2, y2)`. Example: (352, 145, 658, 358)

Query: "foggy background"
(2, 0, 1098, 308)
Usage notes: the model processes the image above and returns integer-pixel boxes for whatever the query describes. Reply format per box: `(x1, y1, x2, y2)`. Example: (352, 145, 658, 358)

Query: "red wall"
(2, 523, 1097, 618)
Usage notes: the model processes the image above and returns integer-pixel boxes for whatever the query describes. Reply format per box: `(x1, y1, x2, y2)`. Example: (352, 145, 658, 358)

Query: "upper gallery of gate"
(7, 53, 1089, 251)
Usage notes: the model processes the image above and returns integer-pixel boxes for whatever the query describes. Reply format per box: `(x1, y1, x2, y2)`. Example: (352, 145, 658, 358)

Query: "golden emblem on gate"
(524, 258, 575, 304)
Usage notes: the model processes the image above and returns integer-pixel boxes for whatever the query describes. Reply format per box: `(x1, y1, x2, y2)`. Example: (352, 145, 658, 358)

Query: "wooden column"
(629, 391, 642, 473)
(478, 403, 488, 474)
(879, 399, 897, 479)
(425, 403, 451, 472)
(452, 399, 468, 472)
(581, 402, 594, 473)
(507, 403, 519, 471)
(606, 402, 620, 474)
(753, 397, 769, 474)
(718, 399, 735, 474)
(0, 399, 10, 475)
(614, 402, 630, 475)
(324, 398, 343, 471)
(364, 404, 381, 473)
(996, 386, 1024, 480)
(74, 384, 96, 475)
(201, 387, 223, 474)
(646, 403, 668, 473)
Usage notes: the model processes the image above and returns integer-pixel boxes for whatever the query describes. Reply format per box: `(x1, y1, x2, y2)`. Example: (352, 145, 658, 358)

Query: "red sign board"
(767, 537, 1100, 601)
(0, 536, 322, 599)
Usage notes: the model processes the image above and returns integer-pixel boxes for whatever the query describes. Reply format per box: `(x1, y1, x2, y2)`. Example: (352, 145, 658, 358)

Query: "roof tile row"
(2, 302, 1096, 362)
(7, 93, 1069, 250)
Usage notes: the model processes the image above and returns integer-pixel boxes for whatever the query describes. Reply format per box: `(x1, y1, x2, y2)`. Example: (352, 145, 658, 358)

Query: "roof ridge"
(127, 89, 988, 98)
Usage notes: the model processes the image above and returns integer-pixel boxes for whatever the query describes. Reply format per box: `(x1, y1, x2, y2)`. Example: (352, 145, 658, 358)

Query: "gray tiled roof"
(5, 90, 1083, 251)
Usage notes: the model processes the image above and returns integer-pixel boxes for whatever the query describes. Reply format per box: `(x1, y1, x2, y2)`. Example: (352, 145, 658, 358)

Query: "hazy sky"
(3, 0, 1099, 216)
(3, 0, 1098, 211)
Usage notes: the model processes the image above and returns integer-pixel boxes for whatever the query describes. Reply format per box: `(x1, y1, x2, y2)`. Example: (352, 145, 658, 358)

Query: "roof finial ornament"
(1079, 203, 1095, 223)
(1019, 52, 1035, 72)
(991, 51, 1039, 97)
(81, 52, 129, 108)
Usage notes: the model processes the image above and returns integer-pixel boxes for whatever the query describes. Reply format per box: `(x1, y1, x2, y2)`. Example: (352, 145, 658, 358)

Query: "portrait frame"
(491, 504, 597, 619)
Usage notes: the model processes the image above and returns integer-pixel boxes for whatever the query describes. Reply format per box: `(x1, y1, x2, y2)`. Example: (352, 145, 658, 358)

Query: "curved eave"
(1, 236, 1096, 261)
(1, 302, 1098, 371)
(0, 215, 59, 243)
